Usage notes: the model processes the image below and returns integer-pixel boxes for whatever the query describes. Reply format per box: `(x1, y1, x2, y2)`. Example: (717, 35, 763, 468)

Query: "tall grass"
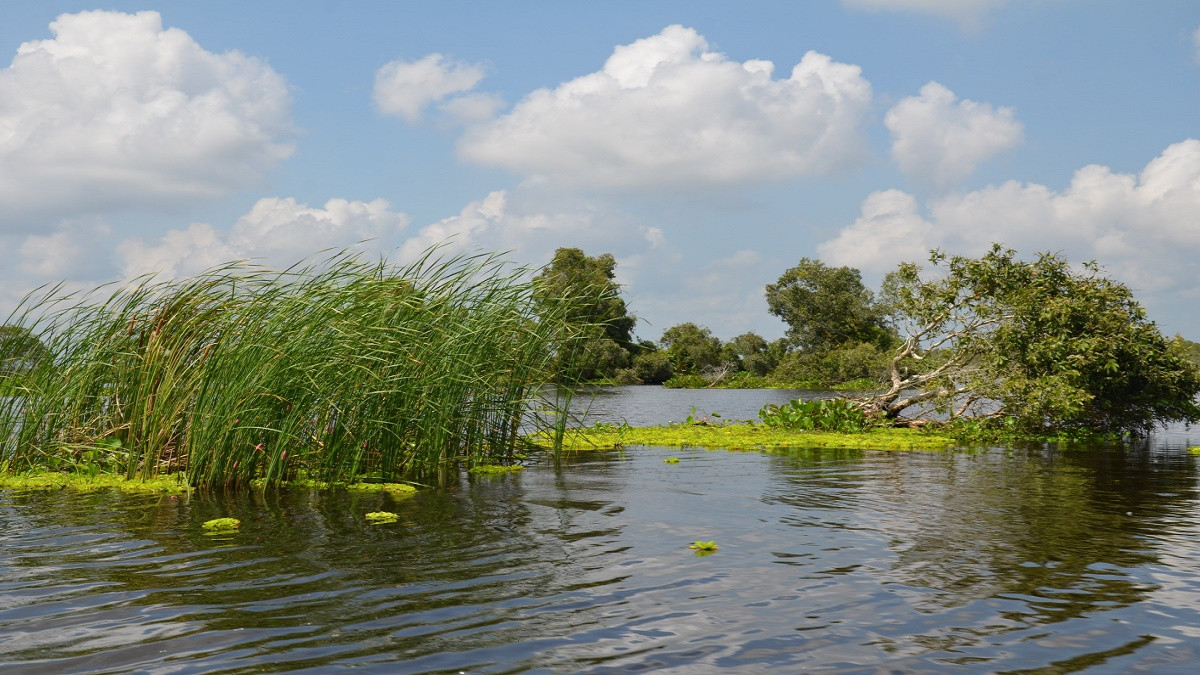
(0, 249, 582, 489)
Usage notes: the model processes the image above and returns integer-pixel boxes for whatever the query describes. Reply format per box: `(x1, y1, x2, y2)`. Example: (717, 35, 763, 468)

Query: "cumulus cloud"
(395, 189, 614, 265)
(374, 54, 486, 123)
(841, 0, 1007, 30)
(817, 190, 936, 272)
(0, 10, 294, 229)
(397, 191, 508, 261)
(885, 82, 1023, 188)
(118, 197, 410, 279)
(819, 140, 1200, 302)
(458, 25, 872, 189)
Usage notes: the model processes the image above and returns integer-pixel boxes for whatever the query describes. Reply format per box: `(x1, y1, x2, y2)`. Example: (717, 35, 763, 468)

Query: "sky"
(2, 0, 1200, 343)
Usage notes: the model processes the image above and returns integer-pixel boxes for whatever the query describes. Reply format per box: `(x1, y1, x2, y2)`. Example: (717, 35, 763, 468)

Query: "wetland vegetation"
(0, 249, 592, 490)
(2, 243, 1199, 494)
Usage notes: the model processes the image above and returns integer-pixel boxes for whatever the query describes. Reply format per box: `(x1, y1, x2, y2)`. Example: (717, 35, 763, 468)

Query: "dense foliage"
(660, 322, 723, 376)
(532, 248, 637, 382)
(765, 258, 893, 352)
(0, 325, 48, 375)
(0, 251, 583, 488)
(857, 245, 1200, 434)
(758, 398, 869, 433)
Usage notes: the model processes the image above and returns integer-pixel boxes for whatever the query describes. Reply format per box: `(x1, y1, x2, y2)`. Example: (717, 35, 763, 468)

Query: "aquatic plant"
(365, 511, 399, 524)
(664, 457, 680, 464)
(346, 482, 418, 495)
(688, 540, 718, 551)
(532, 422, 953, 452)
(0, 470, 189, 494)
(202, 518, 240, 531)
(0, 249, 585, 489)
(468, 463, 525, 475)
(759, 398, 869, 433)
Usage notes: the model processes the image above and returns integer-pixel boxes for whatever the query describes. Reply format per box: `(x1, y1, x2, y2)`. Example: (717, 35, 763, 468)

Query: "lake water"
(4, 386, 1200, 672)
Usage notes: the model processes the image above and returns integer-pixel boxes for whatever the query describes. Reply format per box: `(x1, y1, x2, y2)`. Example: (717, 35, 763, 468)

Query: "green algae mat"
(532, 423, 956, 452)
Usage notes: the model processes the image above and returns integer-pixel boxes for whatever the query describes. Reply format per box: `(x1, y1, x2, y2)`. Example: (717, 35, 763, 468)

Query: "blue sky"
(2, 1, 1200, 343)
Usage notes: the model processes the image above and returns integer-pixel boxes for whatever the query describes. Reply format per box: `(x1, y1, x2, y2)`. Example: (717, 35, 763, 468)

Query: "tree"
(660, 323, 723, 375)
(765, 258, 893, 353)
(857, 245, 1200, 434)
(532, 248, 636, 381)
(630, 349, 673, 384)
(0, 325, 48, 375)
(721, 332, 774, 376)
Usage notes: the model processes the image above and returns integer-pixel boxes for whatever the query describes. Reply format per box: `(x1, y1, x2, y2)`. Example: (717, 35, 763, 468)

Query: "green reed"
(0, 249, 584, 489)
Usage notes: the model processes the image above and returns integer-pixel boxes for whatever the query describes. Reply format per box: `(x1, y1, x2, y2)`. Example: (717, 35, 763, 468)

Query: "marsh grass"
(0, 250, 583, 489)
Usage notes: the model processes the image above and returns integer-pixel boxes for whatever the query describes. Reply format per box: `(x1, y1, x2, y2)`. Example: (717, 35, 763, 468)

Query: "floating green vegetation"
(468, 464, 525, 475)
(688, 540, 719, 556)
(0, 470, 190, 494)
(202, 517, 240, 532)
(664, 457, 680, 464)
(0, 248, 588, 490)
(365, 511, 399, 524)
(347, 482, 418, 495)
(1189, 446, 1200, 455)
(532, 422, 955, 452)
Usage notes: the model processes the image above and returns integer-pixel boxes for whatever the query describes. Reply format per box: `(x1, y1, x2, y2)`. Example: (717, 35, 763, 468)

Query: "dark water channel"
(5, 387, 1200, 672)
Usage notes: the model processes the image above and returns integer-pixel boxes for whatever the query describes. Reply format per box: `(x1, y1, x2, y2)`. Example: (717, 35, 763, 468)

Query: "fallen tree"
(854, 245, 1200, 435)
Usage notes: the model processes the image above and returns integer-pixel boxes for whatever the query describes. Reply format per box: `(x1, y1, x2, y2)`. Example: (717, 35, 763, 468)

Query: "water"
(4, 387, 1200, 672)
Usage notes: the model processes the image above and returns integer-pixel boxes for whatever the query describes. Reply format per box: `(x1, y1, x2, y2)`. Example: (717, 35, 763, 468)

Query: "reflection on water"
(3, 388, 1200, 671)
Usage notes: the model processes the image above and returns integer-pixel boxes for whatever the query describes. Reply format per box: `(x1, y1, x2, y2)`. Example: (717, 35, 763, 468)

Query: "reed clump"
(0, 250, 578, 489)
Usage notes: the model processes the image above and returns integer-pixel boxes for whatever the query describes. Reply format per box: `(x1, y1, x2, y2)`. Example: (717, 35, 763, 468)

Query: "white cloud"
(438, 92, 505, 124)
(458, 25, 872, 189)
(819, 140, 1200, 307)
(841, 0, 1007, 30)
(118, 197, 410, 279)
(8, 219, 115, 282)
(644, 227, 667, 249)
(397, 191, 507, 261)
(817, 190, 936, 272)
(395, 189, 612, 265)
(0, 10, 294, 230)
(374, 53, 486, 123)
(885, 82, 1023, 188)
(1193, 26, 1200, 63)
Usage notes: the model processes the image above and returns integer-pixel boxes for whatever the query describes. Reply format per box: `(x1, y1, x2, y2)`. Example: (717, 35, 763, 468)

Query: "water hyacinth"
(0, 249, 587, 489)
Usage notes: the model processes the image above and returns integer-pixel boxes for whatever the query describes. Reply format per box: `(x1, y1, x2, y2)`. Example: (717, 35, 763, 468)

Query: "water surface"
(4, 387, 1200, 672)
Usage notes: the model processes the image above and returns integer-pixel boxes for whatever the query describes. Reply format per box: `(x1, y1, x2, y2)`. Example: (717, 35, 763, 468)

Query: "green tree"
(532, 248, 636, 381)
(765, 258, 893, 353)
(630, 349, 673, 384)
(0, 325, 48, 374)
(771, 341, 892, 387)
(721, 332, 774, 376)
(660, 323, 723, 375)
(858, 245, 1200, 434)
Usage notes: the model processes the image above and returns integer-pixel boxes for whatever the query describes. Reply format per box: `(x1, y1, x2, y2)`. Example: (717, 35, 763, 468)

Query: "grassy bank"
(0, 250, 576, 490)
(531, 422, 956, 452)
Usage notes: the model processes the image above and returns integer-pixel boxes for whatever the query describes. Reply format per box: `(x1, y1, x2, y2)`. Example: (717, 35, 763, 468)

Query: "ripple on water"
(4, 443, 1200, 671)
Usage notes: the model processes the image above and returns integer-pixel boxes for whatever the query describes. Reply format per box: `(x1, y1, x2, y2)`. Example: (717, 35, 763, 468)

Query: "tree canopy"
(532, 248, 636, 381)
(660, 322, 723, 376)
(857, 245, 1200, 435)
(0, 325, 48, 374)
(765, 258, 893, 353)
